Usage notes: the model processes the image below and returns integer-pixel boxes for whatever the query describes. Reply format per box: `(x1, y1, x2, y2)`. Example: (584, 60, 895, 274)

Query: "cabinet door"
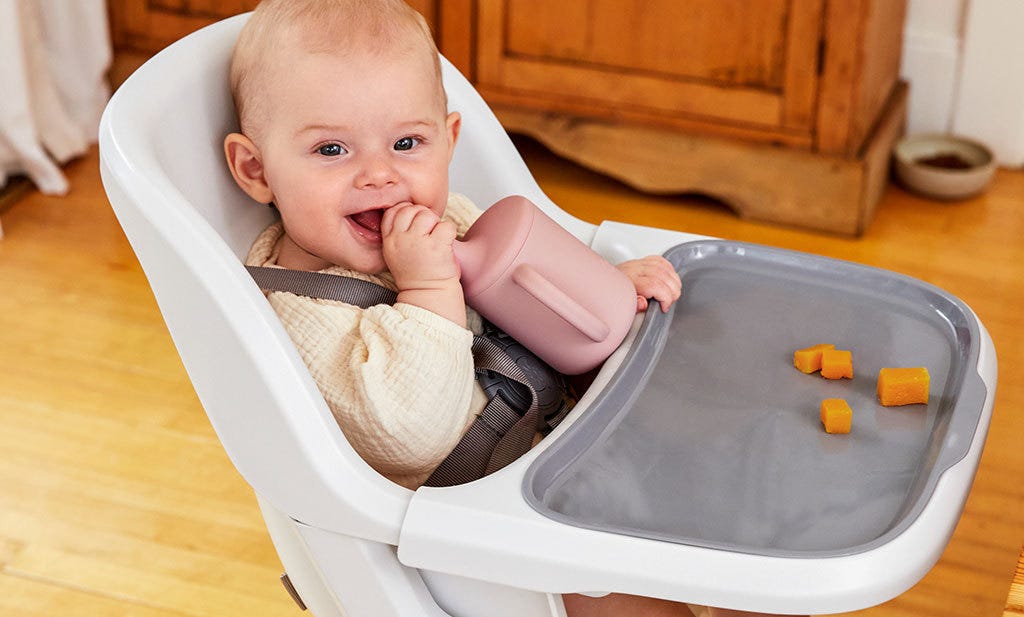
(475, 0, 824, 147)
(109, 0, 261, 52)
(110, 1, 438, 54)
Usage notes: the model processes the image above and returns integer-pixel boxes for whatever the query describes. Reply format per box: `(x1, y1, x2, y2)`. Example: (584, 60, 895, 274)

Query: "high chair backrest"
(98, 13, 588, 545)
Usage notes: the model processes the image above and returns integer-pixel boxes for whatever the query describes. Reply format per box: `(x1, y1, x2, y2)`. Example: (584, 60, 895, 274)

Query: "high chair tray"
(399, 238, 995, 613)
(524, 240, 988, 558)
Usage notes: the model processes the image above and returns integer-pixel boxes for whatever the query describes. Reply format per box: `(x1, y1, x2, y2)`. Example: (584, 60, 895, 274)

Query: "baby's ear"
(224, 133, 274, 204)
(445, 111, 461, 161)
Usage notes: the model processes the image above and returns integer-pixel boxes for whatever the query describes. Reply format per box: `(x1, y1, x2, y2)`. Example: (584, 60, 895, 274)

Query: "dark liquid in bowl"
(916, 153, 973, 169)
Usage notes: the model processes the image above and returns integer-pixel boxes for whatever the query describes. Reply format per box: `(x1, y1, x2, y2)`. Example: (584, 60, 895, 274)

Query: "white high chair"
(99, 13, 997, 617)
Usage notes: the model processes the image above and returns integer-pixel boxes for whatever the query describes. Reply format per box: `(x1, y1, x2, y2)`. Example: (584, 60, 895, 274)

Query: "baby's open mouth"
(350, 208, 385, 233)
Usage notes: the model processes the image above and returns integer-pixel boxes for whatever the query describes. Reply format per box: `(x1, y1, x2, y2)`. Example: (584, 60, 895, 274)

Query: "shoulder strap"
(246, 265, 398, 307)
(245, 264, 542, 486)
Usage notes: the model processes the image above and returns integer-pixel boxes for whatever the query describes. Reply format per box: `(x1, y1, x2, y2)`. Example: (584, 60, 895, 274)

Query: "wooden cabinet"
(109, 1, 259, 53)
(441, 0, 908, 235)
(475, 1, 823, 150)
(108, 0, 907, 235)
(108, 0, 438, 53)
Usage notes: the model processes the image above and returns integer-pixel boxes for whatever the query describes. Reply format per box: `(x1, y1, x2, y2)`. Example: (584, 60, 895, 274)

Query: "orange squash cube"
(794, 343, 835, 374)
(820, 349, 853, 380)
(877, 367, 930, 406)
(820, 398, 852, 434)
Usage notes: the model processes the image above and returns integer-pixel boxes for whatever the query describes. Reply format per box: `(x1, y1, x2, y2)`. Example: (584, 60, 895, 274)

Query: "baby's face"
(256, 43, 458, 273)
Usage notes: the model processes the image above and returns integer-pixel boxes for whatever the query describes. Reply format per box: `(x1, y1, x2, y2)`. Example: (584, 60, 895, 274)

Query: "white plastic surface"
(397, 226, 998, 615)
(97, 12, 593, 549)
(99, 13, 413, 545)
(257, 496, 345, 617)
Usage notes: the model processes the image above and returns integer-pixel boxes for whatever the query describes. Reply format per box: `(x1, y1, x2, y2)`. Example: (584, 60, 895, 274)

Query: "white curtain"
(0, 0, 112, 195)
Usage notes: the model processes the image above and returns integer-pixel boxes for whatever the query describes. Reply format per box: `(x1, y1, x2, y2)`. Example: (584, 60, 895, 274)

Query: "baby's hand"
(381, 202, 466, 327)
(616, 255, 682, 313)
(381, 202, 460, 292)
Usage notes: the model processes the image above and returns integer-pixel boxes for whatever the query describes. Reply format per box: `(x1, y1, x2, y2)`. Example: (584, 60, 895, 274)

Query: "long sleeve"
(246, 193, 487, 489)
(269, 293, 478, 487)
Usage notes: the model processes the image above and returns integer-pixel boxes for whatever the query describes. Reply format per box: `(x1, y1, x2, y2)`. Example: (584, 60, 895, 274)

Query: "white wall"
(900, 0, 1024, 167)
(900, 0, 964, 136)
(951, 0, 1024, 167)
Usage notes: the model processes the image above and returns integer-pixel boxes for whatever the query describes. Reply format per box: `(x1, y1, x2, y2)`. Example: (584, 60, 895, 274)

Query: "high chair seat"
(99, 12, 997, 616)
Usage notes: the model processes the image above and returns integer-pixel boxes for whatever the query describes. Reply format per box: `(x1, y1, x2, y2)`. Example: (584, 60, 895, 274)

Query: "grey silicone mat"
(523, 241, 987, 558)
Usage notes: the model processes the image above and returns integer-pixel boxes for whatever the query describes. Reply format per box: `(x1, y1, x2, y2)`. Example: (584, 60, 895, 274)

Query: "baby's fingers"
(430, 219, 458, 245)
(408, 207, 443, 235)
(648, 278, 682, 312)
(382, 202, 437, 236)
(380, 202, 415, 236)
(635, 275, 680, 312)
(617, 256, 682, 312)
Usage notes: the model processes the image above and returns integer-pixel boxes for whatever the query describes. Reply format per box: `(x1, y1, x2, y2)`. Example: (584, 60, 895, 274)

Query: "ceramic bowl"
(893, 134, 996, 200)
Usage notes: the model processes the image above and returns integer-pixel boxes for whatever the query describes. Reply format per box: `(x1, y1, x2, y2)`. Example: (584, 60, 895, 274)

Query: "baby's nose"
(356, 153, 398, 188)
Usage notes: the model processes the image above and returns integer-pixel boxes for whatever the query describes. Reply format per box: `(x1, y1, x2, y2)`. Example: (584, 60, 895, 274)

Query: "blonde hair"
(229, 0, 445, 139)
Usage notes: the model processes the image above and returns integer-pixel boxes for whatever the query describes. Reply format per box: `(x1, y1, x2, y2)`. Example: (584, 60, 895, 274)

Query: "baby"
(224, 1, 784, 616)
(225, 0, 679, 489)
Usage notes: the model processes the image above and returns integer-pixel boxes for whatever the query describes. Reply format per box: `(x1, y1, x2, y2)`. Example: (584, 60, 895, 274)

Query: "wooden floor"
(1, 141, 1022, 617)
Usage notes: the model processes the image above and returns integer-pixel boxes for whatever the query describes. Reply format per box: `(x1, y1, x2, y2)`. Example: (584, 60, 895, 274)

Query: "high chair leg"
(299, 525, 452, 616)
(258, 496, 346, 616)
(259, 495, 451, 616)
(259, 494, 565, 617)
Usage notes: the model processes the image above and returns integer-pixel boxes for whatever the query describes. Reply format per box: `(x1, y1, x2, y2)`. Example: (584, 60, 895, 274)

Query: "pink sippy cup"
(452, 195, 637, 375)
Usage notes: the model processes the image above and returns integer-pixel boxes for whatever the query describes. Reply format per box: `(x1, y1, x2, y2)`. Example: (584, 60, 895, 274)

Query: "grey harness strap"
(246, 265, 548, 487)
(246, 266, 399, 306)
(424, 335, 540, 486)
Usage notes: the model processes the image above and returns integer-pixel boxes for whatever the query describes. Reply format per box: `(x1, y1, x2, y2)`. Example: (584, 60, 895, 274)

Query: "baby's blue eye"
(318, 143, 344, 156)
(394, 137, 419, 151)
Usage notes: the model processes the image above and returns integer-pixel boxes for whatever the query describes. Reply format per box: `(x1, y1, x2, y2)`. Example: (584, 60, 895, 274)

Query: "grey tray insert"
(524, 241, 986, 558)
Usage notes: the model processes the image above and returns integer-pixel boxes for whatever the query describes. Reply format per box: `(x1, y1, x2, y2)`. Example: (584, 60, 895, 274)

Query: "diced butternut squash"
(820, 349, 853, 380)
(877, 367, 930, 406)
(820, 398, 852, 434)
(794, 343, 835, 374)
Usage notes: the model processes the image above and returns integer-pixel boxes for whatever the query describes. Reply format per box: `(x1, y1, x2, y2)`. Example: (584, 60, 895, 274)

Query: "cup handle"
(511, 264, 610, 343)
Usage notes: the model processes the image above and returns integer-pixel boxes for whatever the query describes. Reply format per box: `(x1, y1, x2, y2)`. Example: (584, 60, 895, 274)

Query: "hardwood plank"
(10, 545, 291, 617)
(0, 574, 191, 617)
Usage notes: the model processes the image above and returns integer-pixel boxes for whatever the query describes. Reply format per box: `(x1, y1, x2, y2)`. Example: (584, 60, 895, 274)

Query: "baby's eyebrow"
(294, 119, 437, 138)
(394, 119, 437, 131)
(295, 123, 349, 137)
